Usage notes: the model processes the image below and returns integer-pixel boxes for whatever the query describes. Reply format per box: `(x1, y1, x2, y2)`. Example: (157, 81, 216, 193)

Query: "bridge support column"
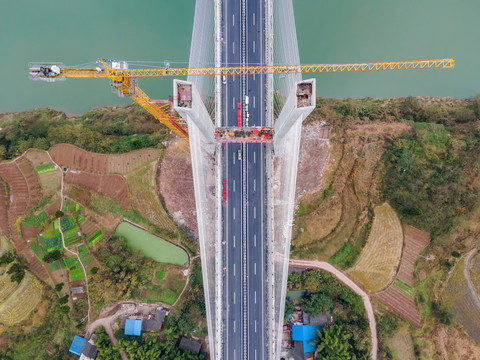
(271, 79, 315, 358)
(174, 79, 220, 359)
(274, 79, 316, 149)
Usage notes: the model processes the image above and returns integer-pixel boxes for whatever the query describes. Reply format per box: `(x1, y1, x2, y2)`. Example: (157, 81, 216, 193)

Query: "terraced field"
(349, 203, 403, 292)
(0, 271, 43, 327)
(106, 149, 162, 174)
(372, 224, 429, 326)
(50, 144, 107, 172)
(25, 149, 61, 197)
(443, 255, 480, 343)
(65, 171, 131, 209)
(126, 162, 176, 231)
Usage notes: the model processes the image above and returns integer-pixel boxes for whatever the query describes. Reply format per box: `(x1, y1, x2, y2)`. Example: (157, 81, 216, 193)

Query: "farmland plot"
(15, 156, 43, 207)
(443, 256, 480, 343)
(0, 271, 43, 327)
(0, 163, 29, 217)
(50, 144, 107, 172)
(126, 162, 176, 231)
(107, 148, 162, 174)
(372, 224, 429, 326)
(65, 171, 131, 209)
(349, 202, 403, 292)
(0, 180, 9, 237)
(25, 149, 62, 197)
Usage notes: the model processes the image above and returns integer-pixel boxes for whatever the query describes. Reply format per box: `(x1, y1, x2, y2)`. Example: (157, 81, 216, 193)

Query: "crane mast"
(29, 58, 455, 140)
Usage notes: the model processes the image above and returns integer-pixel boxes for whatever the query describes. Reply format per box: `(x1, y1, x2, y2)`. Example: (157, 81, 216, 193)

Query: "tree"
(7, 263, 25, 284)
(54, 210, 64, 218)
(43, 250, 62, 263)
(313, 325, 352, 360)
(302, 293, 333, 316)
(55, 282, 64, 292)
(284, 299, 295, 317)
(0, 251, 15, 266)
(58, 294, 69, 305)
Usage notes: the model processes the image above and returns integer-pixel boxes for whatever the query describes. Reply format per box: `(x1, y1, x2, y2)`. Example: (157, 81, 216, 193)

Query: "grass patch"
(159, 288, 179, 305)
(22, 214, 40, 228)
(30, 245, 43, 254)
(156, 266, 166, 280)
(329, 223, 369, 269)
(37, 211, 49, 222)
(70, 267, 85, 281)
(48, 259, 66, 272)
(40, 236, 62, 252)
(60, 216, 74, 232)
(63, 226, 80, 239)
(35, 163, 56, 174)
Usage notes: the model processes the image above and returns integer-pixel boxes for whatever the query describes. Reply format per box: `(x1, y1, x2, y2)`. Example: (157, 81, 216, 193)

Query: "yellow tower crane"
(29, 58, 455, 141)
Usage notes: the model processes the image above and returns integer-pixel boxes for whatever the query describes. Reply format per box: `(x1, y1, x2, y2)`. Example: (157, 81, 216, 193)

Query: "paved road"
(221, 0, 267, 358)
(289, 259, 378, 360)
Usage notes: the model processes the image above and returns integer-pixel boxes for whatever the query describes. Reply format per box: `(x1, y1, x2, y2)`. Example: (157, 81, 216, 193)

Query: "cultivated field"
(349, 202, 403, 292)
(65, 171, 131, 209)
(15, 157, 43, 207)
(0, 180, 9, 237)
(398, 225, 430, 285)
(443, 256, 480, 343)
(126, 161, 176, 231)
(106, 148, 162, 174)
(0, 163, 29, 218)
(25, 149, 61, 197)
(0, 271, 43, 327)
(372, 224, 429, 326)
(50, 144, 107, 172)
(292, 119, 410, 259)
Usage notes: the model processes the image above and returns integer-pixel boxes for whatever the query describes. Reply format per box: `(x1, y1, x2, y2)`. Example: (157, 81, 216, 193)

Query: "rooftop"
(69, 335, 87, 356)
(124, 319, 142, 336)
(178, 337, 202, 354)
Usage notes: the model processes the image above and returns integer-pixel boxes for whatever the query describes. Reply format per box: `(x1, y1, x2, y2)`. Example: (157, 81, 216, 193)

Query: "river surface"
(0, 0, 478, 114)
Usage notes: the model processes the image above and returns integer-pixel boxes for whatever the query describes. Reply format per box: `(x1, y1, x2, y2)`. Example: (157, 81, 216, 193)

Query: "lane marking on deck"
(253, 96, 256, 108)
(254, 234, 256, 247)
(234, 263, 236, 276)
(233, 41, 235, 54)
(233, 14, 235, 25)
(254, 151, 256, 164)
(234, 291, 236, 304)
(253, 40, 255, 53)
(233, 207, 236, 220)
(255, 291, 257, 303)
(253, 13, 255, 25)
(253, 178, 256, 191)
(233, 235, 236, 248)
(254, 206, 256, 219)
(254, 262, 256, 275)
(233, 179, 236, 192)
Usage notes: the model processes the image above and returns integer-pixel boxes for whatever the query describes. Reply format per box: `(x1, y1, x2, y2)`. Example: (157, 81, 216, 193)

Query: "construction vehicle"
(29, 58, 455, 142)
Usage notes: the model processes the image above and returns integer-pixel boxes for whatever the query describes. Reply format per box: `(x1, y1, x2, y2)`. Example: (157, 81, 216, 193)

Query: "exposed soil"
(295, 122, 330, 199)
(435, 325, 480, 360)
(64, 171, 131, 209)
(374, 286, 422, 327)
(21, 226, 39, 240)
(158, 139, 197, 238)
(50, 144, 107, 173)
(398, 225, 430, 285)
(107, 149, 162, 174)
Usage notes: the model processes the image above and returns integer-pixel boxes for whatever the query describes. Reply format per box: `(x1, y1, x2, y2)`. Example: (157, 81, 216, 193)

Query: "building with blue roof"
(69, 335, 88, 356)
(292, 324, 322, 359)
(125, 319, 143, 336)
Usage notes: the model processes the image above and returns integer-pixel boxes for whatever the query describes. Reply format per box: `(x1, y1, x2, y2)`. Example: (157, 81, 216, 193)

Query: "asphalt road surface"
(221, 0, 268, 358)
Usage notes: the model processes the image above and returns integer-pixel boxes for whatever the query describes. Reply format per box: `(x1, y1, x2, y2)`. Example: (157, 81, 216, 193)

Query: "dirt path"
(289, 259, 378, 360)
(464, 248, 480, 309)
(46, 151, 92, 322)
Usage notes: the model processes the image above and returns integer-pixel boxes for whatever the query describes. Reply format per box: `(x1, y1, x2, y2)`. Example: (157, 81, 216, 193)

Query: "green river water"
(0, 0, 478, 114)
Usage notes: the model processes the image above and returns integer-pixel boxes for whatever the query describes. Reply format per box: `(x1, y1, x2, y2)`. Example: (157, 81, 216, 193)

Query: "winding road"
(289, 258, 378, 360)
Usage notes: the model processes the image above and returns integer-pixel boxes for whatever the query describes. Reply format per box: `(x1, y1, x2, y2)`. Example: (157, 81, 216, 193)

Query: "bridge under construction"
(29, 0, 454, 358)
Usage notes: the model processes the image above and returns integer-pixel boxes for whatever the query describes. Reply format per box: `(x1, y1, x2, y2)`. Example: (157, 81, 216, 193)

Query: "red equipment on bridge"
(215, 127, 274, 143)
